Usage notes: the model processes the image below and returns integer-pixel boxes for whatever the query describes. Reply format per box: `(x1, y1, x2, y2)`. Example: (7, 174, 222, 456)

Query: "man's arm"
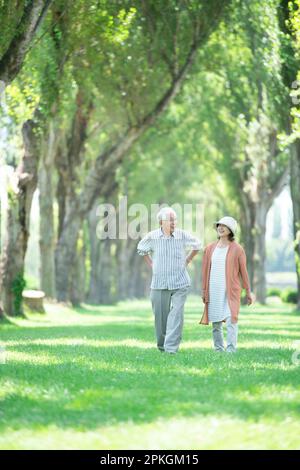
(137, 234, 152, 268)
(143, 254, 153, 268)
(184, 231, 202, 266)
(186, 250, 199, 266)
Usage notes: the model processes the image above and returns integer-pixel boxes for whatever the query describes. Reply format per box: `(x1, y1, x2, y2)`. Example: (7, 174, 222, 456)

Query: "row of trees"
(0, 0, 299, 317)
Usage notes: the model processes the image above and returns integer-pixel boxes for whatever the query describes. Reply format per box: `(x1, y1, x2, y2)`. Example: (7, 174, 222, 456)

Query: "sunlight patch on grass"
(235, 384, 300, 403)
(4, 338, 154, 349)
(1, 415, 300, 450)
(6, 350, 62, 365)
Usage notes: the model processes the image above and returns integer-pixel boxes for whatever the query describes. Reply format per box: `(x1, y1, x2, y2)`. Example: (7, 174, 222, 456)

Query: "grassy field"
(0, 296, 300, 450)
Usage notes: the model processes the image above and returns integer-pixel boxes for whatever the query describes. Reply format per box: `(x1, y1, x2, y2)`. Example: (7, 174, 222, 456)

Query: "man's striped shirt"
(137, 228, 202, 290)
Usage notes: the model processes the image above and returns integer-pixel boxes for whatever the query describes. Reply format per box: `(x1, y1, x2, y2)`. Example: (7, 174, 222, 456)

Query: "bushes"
(267, 287, 298, 304)
(11, 273, 26, 316)
(267, 287, 281, 297)
(280, 289, 298, 304)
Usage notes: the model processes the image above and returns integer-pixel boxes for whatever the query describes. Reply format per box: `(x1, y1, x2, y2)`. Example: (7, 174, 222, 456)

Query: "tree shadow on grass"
(2, 325, 300, 351)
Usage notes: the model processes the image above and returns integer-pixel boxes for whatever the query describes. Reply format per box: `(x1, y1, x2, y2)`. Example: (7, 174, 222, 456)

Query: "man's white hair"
(157, 207, 177, 221)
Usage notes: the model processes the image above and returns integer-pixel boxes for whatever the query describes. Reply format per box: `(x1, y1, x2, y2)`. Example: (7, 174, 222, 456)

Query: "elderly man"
(137, 207, 201, 354)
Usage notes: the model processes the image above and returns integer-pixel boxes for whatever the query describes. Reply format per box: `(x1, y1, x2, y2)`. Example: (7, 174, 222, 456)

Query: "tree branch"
(66, 1, 230, 220)
(266, 165, 289, 210)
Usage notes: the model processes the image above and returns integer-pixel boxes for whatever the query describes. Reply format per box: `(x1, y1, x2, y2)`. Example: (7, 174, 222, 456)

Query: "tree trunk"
(240, 193, 255, 287)
(290, 139, 300, 310)
(128, 249, 149, 299)
(70, 225, 86, 306)
(54, 92, 93, 302)
(239, 171, 288, 305)
(87, 237, 114, 305)
(86, 200, 102, 304)
(116, 240, 138, 300)
(0, 119, 40, 316)
(116, 240, 131, 301)
(38, 120, 56, 297)
(86, 199, 115, 305)
(0, 0, 52, 86)
(54, 207, 81, 302)
(237, 113, 289, 305)
(252, 201, 268, 304)
(127, 254, 140, 299)
(98, 239, 114, 304)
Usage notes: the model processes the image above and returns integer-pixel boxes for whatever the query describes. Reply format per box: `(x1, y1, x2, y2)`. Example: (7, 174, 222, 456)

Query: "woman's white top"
(208, 245, 231, 322)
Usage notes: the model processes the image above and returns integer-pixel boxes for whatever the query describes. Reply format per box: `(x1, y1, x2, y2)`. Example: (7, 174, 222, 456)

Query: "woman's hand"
(247, 292, 254, 305)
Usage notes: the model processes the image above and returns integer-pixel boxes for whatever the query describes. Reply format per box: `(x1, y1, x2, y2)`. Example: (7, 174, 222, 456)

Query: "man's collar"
(159, 227, 175, 238)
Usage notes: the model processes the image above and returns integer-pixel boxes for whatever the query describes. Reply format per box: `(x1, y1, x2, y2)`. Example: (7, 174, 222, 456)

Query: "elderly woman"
(200, 216, 253, 352)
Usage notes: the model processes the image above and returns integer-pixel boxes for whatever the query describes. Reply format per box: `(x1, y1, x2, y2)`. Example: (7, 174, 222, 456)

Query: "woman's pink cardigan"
(200, 241, 251, 325)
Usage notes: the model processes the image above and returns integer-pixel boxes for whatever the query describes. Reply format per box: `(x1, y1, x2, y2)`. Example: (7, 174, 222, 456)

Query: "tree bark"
(86, 199, 117, 305)
(116, 240, 130, 301)
(0, 118, 40, 316)
(128, 248, 150, 299)
(87, 237, 114, 305)
(55, 211, 82, 302)
(240, 193, 255, 287)
(38, 120, 57, 297)
(69, 225, 87, 306)
(252, 201, 268, 303)
(0, 0, 52, 86)
(86, 200, 102, 304)
(116, 239, 140, 300)
(290, 139, 300, 310)
(97, 239, 114, 304)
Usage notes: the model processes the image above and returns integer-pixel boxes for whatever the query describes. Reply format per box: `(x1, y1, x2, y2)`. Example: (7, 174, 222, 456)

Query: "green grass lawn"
(0, 296, 300, 450)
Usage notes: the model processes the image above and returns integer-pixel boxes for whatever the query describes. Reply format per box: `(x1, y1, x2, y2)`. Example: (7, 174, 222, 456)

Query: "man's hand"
(144, 255, 153, 269)
(185, 256, 192, 266)
(186, 249, 199, 266)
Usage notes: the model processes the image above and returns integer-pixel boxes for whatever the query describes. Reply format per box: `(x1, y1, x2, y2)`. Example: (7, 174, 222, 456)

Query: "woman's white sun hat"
(214, 216, 238, 235)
